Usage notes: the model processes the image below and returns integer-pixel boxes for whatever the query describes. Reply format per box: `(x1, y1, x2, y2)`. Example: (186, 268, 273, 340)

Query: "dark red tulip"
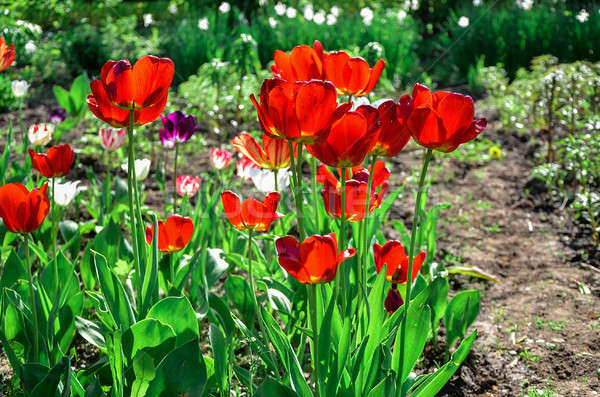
(0, 36, 15, 72)
(29, 144, 75, 178)
(87, 55, 174, 127)
(0, 183, 49, 234)
(250, 78, 351, 145)
(406, 83, 487, 153)
(145, 215, 194, 253)
(271, 40, 325, 81)
(323, 51, 385, 97)
(373, 240, 426, 284)
(384, 285, 404, 314)
(221, 191, 282, 232)
(275, 233, 355, 284)
(369, 98, 412, 157)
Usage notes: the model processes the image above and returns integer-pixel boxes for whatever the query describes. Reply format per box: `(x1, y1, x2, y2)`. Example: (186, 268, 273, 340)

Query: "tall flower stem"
(287, 141, 305, 240)
(51, 177, 57, 259)
(103, 151, 112, 225)
(359, 155, 376, 295)
(398, 149, 432, 396)
(173, 143, 179, 212)
(336, 168, 347, 311)
(24, 234, 40, 360)
(273, 169, 279, 192)
(308, 284, 320, 397)
(310, 157, 320, 234)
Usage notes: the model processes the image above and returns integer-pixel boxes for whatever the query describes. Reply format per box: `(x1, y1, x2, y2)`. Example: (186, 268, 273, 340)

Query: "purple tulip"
(49, 107, 67, 124)
(159, 111, 198, 149)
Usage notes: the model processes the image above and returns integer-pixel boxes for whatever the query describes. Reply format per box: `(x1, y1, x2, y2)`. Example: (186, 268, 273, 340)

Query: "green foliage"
(53, 74, 90, 118)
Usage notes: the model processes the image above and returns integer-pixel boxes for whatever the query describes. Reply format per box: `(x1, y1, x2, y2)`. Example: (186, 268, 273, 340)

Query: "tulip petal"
(132, 55, 174, 109)
(221, 191, 244, 230)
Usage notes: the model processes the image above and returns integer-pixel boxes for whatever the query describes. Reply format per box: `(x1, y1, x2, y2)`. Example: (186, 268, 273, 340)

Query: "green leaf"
(0, 250, 26, 289)
(444, 290, 480, 353)
(447, 265, 500, 282)
(205, 248, 229, 287)
(30, 356, 69, 397)
(224, 275, 255, 325)
(122, 318, 177, 365)
(53, 85, 72, 113)
(394, 305, 431, 383)
(131, 351, 156, 397)
(146, 296, 199, 347)
(427, 277, 449, 335)
(140, 213, 159, 318)
(209, 323, 228, 392)
(74, 316, 106, 350)
(56, 291, 85, 353)
(0, 123, 12, 185)
(255, 378, 299, 397)
(70, 74, 91, 114)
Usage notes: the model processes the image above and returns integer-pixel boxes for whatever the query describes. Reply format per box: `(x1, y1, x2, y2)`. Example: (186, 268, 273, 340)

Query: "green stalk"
(311, 157, 320, 234)
(24, 234, 39, 360)
(360, 155, 376, 294)
(273, 168, 278, 192)
(173, 142, 179, 212)
(51, 177, 57, 259)
(126, 108, 142, 309)
(308, 284, 320, 396)
(336, 168, 347, 312)
(287, 141, 306, 240)
(398, 149, 432, 396)
(104, 151, 112, 225)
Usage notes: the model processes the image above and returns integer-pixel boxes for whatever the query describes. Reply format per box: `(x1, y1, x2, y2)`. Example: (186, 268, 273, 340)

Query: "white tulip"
(121, 158, 151, 181)
(218, 2, 231, 13)
(54, 181, 85, 207)
(28, 123, 54, 146)
(458, 16, 470, 27)
(249, 167, 290, 193)
(11, 80, 29, 98)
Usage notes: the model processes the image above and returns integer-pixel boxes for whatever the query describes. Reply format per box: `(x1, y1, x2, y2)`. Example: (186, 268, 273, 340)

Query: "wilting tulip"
(275, 233, 355, 284)
(53, 180, 85, 207)
(0, 183, 49, 234)
(120, 158, 151, 181)
(11, 80, 29, 98)
(87, 55, 175, 127)
(210, 148, 233, 170)
(159, 110, 198, 149)
(221, 191, 282, 232)
(406, 83, 487, 153)
(232, 133, 296, 170)
(176, 175, 201, 198)
(384, 285, 404, 314)
(369, 98, 412, 157)
(145, 215, 194, 253)
(99, 128, 127, 151)
(306, 107, 380, 168)
(0, 36, 16, 72)
(323, 52, 385, 97)
(29, 145, 75, 178)
(28, 123, 54, 146)
(271, 40, 325, 81)
(236, 156, 261, 180)
(49, 107, 67, 124)
(373, 240, 426, 284)
(250, 78, 351, 145)
(248, 167, 291, 193)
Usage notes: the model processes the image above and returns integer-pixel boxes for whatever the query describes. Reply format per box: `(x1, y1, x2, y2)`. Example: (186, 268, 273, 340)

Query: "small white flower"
(219, 2, 231, 13)
(473, 0, 482, 5)
(329, 6, 340, 16)
(303, 4, 314, 20)
(274, 2, 286, 15)
(198, 17, 209, 30)
(143, 13, 153, 27)
(286, 7, 297, 18)
(268, 17, 278, 27)
(168, 4, 178, 14)
(397, 10, 407, 20)
(515, 0, 533, 10)
(258, 0, 267, 5)
(54, 181, 85, 207)
(360, 7, 374, 25)
(249, 168, 290, 193)
(458, 16, 470, 27)
(326, 14, 337, 25)
(24, 40, 36, 54)
(313, 11, 325, 24)
(11, 80, 29, 98)
(121, 158, 151, 181)
(576, 9, 589, 23)
(28, 123, 54, 146)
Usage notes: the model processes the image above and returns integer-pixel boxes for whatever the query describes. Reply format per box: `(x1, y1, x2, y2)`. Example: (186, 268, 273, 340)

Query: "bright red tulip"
(271, 40, 325, 82)
(323, 52, 385, 97)
(317, 161, 390, 193)
(176, 175, 200, 198)
(0, 36, 16, 72)
(29, 144, 75, 178)
(210, 148, 233, 169)
(275, 233, 355, 284)
(221, 191, 282, 232)
(306, 107, 380, 168)
(232, 133, 296, 170)
(384, 285, 404, 314)
(406, 83, 487, 153)
(369, 98, 412, 157)
(0, 183, 49, 234)
(373, 240, 426, 284)
(87, 55, 174, 128)
(145, 215, 194, 253)
(250, 78, 351, 145)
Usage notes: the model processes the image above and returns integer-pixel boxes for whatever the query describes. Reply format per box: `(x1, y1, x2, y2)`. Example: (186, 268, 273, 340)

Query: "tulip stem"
(51, 177, 57, 260)
(398, 149, 432, 396)
(287, 141, 305, 240)
(173, 142, 179, 212)
(273, 168, 278, 192)
(337, 168, 347, 313)
(310, 157, 320, 234)
(360, 155, 376, 299)
(308, 284, 320, 397)
(24, 234, 40, 361)
(104, 151, 112, 225)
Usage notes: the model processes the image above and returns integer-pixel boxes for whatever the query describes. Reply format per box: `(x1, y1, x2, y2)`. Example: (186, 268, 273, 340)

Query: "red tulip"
(236, 156, 261, 180)
(406, 84, 487, 153)
(0, 36, 16, 72)
(373, 240, 426, 284)
(318, 161, 390, 193)
(210, 148, 233, 169)
(306, 107, 380, 168)
(271, 40, 325, 82)
(369, 98, 412, 157)
(384, 285, 404, 314)
(232, 133, 296, 170)
(176, 175, 200, 198)
(29, 144, 75, 178)
(87, 55, 174, 128)
(323, 52, 385, 97)
(250, 78, 351, 145)
(0, 183, 49, 234)
(221, 191, 282, 232)
(145, 215, 194, 253)
(275, 233, 355, 284)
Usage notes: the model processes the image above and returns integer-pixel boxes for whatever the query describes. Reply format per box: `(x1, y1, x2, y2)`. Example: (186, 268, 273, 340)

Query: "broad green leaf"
(224, 274, 255, 325)
(75, 316, 106, 350)
(447, 265, 499, 282)
(0, 123, 12, 185)
(256, 378, 299, 397)
(131, 351, 156, 397)
(146, 296, 199, 347)
(0, 250, 26, 289)
(444, 290, 480, 352)
(209, 323, 228, 392)
(122, 318, 177, 364)
(53, 85, 72, 113)
(427, 277, 449, 335)
(29, 356, 69, 396)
